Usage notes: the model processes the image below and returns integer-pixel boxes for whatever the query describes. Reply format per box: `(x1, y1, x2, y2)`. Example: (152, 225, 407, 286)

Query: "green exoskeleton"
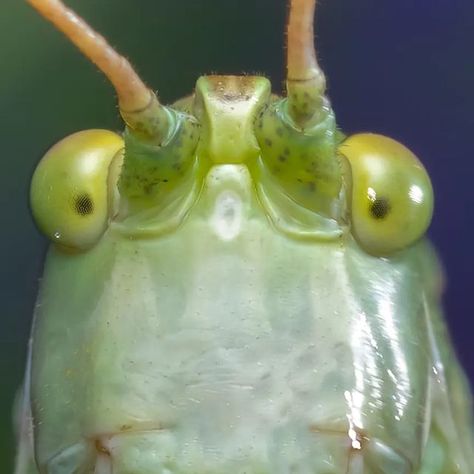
(15, 0, 474, 472)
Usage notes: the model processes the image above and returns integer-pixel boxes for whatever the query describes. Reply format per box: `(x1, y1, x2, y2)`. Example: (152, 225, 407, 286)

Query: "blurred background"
(1, 0, 473, 469)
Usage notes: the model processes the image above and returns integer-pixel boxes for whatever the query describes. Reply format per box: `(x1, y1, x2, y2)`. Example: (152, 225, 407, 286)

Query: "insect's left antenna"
(286, 0, 327, 129)
(26, 0, 170, 143)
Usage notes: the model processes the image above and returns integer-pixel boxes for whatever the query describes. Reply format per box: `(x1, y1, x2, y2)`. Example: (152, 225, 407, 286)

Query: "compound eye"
(30, 130, 124, 250)
(339, 133, 434, 256)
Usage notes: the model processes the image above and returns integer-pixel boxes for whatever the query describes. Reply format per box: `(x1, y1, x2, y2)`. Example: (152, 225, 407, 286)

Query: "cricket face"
(27, 0, 433, 257)
(21, 3, 472, 474)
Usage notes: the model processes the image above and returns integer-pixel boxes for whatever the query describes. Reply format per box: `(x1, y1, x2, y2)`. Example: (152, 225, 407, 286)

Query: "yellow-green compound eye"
(31, 130, 124, 250)
(339, 133, 434, 256)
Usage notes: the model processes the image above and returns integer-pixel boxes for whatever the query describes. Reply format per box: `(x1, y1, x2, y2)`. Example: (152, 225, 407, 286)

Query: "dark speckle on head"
(370, 197, 391, 219)
(144, 183, 156, 195)
(74, 193, 94, 216)
(264, 138, 273, 147)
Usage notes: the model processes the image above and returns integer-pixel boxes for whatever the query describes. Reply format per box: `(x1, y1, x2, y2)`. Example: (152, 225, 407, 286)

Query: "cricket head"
(27, 0, 433, 257)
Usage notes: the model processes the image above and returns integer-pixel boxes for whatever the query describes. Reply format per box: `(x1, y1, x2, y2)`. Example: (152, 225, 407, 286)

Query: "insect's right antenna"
(26, 0, 170, 143)
(286, 0, 327, 129)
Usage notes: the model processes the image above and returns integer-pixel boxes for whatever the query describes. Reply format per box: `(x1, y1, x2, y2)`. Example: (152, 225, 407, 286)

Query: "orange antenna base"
(286, 0, 327, 128)
(26, 0, 170, 141)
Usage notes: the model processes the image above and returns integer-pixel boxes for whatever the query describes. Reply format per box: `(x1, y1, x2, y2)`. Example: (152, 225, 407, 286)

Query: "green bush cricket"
(13, 0, 474, 472)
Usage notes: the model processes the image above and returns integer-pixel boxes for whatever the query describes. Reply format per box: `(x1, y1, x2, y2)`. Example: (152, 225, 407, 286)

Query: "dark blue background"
(1, 0, 473, 469)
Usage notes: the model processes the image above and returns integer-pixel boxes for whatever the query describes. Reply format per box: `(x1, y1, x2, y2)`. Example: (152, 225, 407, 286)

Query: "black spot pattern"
(74, 193, 94, 216)
(370, 197, 391, 219)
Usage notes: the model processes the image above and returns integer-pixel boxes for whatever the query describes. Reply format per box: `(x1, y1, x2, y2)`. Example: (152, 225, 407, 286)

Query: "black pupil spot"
(370, 197, 391, 219)
(74, 193, 94, 216)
